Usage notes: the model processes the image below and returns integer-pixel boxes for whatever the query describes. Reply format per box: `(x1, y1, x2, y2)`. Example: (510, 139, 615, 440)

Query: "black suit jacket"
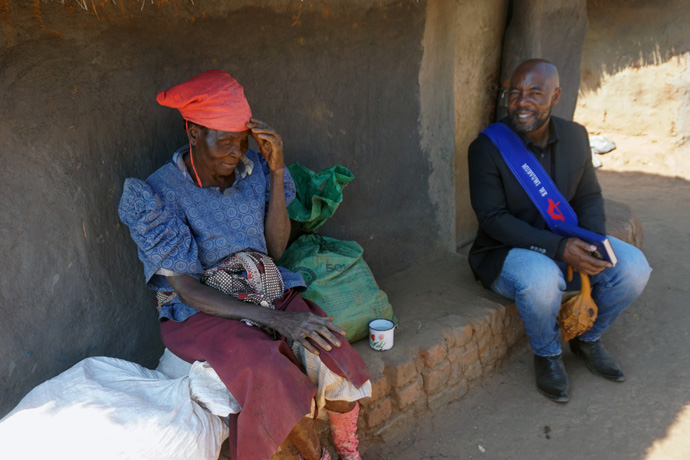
(467, 116, 606, 288)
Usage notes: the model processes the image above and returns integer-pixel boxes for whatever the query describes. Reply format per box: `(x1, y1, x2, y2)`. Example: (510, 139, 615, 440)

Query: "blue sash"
(481, 122, 578, 231)
(481, 122, 617, 265)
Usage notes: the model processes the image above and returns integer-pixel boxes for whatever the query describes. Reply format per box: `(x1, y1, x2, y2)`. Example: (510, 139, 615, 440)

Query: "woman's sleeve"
(260, 155, 297, 206)
(118, 178, 203, 290)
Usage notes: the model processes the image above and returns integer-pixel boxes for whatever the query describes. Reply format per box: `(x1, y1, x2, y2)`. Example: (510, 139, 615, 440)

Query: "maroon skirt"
(160, 289, 370, 460)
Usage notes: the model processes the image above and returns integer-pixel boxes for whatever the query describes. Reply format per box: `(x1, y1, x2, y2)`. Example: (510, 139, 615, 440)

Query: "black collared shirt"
(502, 117, 559, 178)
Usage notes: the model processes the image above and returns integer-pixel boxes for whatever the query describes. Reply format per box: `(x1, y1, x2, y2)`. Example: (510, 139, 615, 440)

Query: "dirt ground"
(365, 142, 690, 459)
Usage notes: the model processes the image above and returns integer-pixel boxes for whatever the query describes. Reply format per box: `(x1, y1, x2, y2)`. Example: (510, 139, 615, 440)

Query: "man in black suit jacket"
(468, 59, 651, 402)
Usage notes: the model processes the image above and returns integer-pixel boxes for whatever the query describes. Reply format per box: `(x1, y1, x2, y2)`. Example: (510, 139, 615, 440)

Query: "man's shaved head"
(510, 59, 560, 89)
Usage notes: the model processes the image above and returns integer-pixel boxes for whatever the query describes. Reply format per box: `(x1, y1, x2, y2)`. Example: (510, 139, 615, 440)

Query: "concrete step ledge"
(353, 254, 525, 447)
(605, 198, 644, 248)
(265, 254, 526, 459)
(267, 200, 642, 458)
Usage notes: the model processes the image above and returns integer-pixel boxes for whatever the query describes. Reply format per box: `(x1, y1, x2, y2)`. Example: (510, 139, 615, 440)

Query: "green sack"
(280, 162, 396, 343)
(278, 234, 396, 343)
(287, 162, 354, 233)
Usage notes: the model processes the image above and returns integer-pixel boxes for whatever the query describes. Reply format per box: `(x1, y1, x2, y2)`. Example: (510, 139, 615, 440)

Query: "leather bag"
(558, 266, 598, 341)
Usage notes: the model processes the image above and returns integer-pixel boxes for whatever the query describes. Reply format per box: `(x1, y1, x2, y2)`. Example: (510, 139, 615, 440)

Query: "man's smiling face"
(507, 64, 561, 134)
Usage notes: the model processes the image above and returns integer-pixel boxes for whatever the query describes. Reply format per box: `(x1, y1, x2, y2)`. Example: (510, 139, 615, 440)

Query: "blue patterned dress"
(118, 145, 305, 321)
(119, 145, 370, 460)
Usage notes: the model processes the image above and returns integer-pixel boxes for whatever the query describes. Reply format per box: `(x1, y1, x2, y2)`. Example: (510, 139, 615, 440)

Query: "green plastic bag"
(287, 163, 354, 233)
(279, 163, 396, 343)
(278, 234, 395, 343)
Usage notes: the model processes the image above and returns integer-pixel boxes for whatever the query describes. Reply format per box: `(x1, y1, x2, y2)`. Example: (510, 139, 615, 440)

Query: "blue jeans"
(491, 237, 652, 357)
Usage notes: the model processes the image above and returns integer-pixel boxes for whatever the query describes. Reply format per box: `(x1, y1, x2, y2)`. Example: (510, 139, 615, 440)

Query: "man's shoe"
(534, 354, 570, 403)
(569, 338, 625, 382)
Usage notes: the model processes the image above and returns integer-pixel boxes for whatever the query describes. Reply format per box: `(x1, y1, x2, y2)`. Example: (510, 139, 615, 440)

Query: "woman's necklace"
(188, 142, 204, 188)
(186, 120, 204, 188)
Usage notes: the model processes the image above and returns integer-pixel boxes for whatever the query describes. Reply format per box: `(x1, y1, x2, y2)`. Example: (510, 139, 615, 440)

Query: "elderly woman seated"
(119, 70, 371, 460)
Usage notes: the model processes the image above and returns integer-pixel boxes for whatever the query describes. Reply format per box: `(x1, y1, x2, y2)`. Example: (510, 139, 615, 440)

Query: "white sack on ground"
(155, 348, 241, 415)
(0, 356, 228, 460)
(590, 135, 616, 154)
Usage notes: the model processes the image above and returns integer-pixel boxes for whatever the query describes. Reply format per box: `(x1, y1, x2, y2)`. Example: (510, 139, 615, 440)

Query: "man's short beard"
(510, 108, 551, 134)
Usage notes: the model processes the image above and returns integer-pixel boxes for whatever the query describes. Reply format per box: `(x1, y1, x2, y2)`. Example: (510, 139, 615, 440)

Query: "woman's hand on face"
(247, 118, 285, 173)
(271, 311, 346, 355)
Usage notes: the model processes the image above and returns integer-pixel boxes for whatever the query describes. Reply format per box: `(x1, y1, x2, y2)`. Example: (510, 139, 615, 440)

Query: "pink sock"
(327, 402, 362, 460)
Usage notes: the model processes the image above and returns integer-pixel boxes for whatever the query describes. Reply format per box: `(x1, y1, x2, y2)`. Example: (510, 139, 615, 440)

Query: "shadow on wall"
(498, 0, 588, 121)
(580, 0, 690, 92)
(0, 0, 445, 417)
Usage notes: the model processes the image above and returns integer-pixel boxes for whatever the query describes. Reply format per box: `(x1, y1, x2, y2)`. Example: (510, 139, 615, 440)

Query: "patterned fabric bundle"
(203, 251, 285, 315)
(157, 251, 284, 335)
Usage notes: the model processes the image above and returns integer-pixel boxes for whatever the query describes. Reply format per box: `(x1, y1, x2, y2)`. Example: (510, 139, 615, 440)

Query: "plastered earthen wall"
(453, 0, 508, 247)
(0, 0, 511, 416)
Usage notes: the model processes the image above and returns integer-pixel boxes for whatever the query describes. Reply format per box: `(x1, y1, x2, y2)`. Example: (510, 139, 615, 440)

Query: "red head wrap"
(156, 69, 252, 132)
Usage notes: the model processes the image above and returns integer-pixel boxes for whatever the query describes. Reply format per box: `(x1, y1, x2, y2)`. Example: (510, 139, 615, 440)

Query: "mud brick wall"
(359, 304, 524, 444)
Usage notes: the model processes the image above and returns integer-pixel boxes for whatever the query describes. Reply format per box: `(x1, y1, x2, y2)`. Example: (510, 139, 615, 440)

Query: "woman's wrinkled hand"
(247, 118, 285, 173)
(271, 311, 346, 355)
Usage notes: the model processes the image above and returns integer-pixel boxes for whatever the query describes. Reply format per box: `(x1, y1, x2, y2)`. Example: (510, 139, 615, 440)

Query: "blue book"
(553, 222, 618, 266)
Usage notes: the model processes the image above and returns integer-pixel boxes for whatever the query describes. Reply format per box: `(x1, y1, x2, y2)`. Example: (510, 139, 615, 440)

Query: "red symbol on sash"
(547, 198, 566, 222)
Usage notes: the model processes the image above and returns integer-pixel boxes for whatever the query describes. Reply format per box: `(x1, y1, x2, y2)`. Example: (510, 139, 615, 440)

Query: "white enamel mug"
(368, 319, 395, 351)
